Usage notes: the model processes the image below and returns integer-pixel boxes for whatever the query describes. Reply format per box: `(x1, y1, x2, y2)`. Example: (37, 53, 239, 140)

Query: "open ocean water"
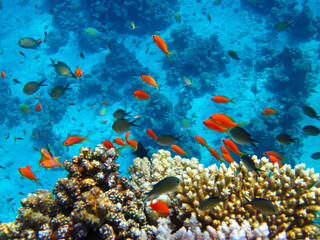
(1, 0, 320, 236)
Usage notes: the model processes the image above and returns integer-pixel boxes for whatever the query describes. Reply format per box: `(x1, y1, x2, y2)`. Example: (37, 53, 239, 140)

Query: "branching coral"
(128, 150, 320, 239)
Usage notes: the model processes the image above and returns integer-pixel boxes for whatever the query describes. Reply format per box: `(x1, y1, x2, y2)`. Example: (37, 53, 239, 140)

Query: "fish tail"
(39, 79, 47, 86)
(225, 130, 230, 136)
(251, 139, 260, 148)
(237, 122, 249, 127)
(166, 52, 175, 61)
(230, 97, 236, 103)
(239, 152, 247, 157)
(130, 118, 139, 126)
(50, 58, 55, 66)
(84, 134, 90, 141)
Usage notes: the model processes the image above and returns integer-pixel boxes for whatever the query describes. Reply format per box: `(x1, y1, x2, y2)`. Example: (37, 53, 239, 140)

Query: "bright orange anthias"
(220, 146, 235, 164)
(222, 139, 245, 156)
(146, 129, 158, 140)
(208, 147, 222, 162)
(140, 75, 160, 90)
(133, 90, 150, 100)
(171, 144, 187, 155)
(125, 131, 138, 151)
(63, 135, 89, 146)
(269, 155, 283, 168)
(194, 136, 209, 148)
(264, 151, 285, 161)
(211, 95, 234, 103)
(114, 138, 127, 147)
(209, 114, 246, 129)
(262, 108, 277, 116)
(152, 35, 174, 60)
(203, 120, 230, 135)
(149, 200, 170, 216)
(74, 67, 84, 79)
(18, 165, 40, 183)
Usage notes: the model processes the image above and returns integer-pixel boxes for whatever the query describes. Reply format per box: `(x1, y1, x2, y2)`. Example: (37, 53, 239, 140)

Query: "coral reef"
(0, 145, 148, 239)
(129, 150, 320, 239)
(2, 146, 320, 239)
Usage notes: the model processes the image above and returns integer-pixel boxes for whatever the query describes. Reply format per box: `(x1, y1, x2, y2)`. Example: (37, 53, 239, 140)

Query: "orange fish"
(203, 120, 230, 135)
(1, 71, 6, 78)
(74, 67, 84, 79)
(101, 119, 108, 124)
(125, 131, 138, 151)
(18, 165, 40, 183)
(34, 96, 39, 99)
(264, 151, 285, 161)
(103, 102, 109, 105)
(149, 200, 170, 216)
(133, 90, 150, 100)
(140, 75, 160, 90)
(19, 51, 26, 57)
(222, 153, 235, 164)
(208, 147, 222, 162)
(220, 146, 230, 155)
(222, 139, 245, 156)
(40, 159, 63, 168)
(40, 148, 53, 161)
(152, 35, 174, 59)
(262, 108, 277, 116)
(146, 129, 158, 140)
(35, 101, 42, 112)
(269, 155, 283, 168)
(209, 114, 246, 129)
(194, 136, 208, 148)
(114, 138, 127, 147)
(171, 144, 187, 155)
(63, 135, 89, 146)
(102, 140, 117, 150)
(211, 95, 234, 103)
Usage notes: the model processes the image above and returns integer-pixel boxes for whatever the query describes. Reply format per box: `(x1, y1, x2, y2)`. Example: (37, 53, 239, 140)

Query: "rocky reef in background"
(1, 145, 320, 239)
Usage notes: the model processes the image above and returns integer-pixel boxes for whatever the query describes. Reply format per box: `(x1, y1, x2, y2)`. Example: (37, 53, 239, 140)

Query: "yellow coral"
(128, 150, 320, 239)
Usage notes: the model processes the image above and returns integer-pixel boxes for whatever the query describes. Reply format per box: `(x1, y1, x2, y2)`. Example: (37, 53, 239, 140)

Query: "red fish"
(35, 101, 42, 112)
(220, 147, 235, 163)
(125, 131, 138, 151)
(63, 135, 89, 146)
(203, 120, 230, 135)
(40, 159, 62, 168)
(133, 90, 150, 100)
(14, 136, 23, 142)
(19, 51, 26, 57)
(194, 136, 209, 148)
(264, 151, 285, 161)
(171, 144, 187, 155)
(211, 95, 234, 103)
(269, 155, 283, 168)
(18, 165, 39, 183)
(222, 139, 245, 156)
(146, 129, 158, 140)
(208, 147, 222, 162)
(262, 108, 277, 116)
(152, 35, 174, 59)
(149, 200, 170, 216)
(209, 114, 246, 129)
(103, 102, 109, 105)
(1, 71, 5, 78)
(13, 78, 21, 84)
(74, 67, 84, 79)
(140, 75, 160, 90)
(114, 138, 127, 147)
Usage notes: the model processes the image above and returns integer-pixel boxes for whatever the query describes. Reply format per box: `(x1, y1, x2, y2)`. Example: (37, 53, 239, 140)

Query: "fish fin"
(50, 58, 55, 66)
(26, 165, 31, 170)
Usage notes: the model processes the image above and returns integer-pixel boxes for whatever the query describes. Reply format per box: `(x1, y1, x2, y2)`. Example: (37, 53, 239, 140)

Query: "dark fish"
(113, 108, 131, 119)
(303, 125, 320, 136)
(276, 133, 297, 145)
(72, 117, 77, 121)
(227, 50, 240, 61)
(230, 127, 259, 148)
(112, 118, 138, 134)
(243, 197, 278, 215)
(50, 83, 71, 99)
(133, 142, 151, 163)
(241, 155, 263, 176)
(50, 58, 75, 78)
(80, 52, 85, 59)
(18, 37, 42, 49)
(106, 40, 111, 50)
(145, 48, 149, 54)
(35, 4, 37, 9)
(251, 83, 258, 96)
(50, 9, 54, 15)
(23, 79, 47, 95)
(6, 132, 9, 140)
(199, 196, 227, 210)
(275, 22, 293, 32)
(7, 198, 13, 203)
(0, 165, 4, 169)
(33, 147, 39, 151)
(303, 106, 320, 120)
(157, 134, 183, 146)
(311, 152, 320, 160)
(18, 192, 25, 195)
(143, 176, 181, 201)
(213, 0, 221, 5)
(44, 31, 47, 43)
(207, 14, 211, 23)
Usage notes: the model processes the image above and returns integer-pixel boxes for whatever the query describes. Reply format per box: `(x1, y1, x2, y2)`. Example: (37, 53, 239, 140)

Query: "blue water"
(1, 0, 320, 224)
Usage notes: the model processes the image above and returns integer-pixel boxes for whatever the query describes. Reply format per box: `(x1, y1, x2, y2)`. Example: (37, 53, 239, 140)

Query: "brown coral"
(128, 150, 320, 239)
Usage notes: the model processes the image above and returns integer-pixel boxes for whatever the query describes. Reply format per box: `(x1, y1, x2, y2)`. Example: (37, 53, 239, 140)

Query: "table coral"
(128, 150, 320, 239)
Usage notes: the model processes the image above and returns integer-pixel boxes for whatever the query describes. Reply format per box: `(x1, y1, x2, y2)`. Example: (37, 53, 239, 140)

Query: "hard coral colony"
(1, 146, 320, 239)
